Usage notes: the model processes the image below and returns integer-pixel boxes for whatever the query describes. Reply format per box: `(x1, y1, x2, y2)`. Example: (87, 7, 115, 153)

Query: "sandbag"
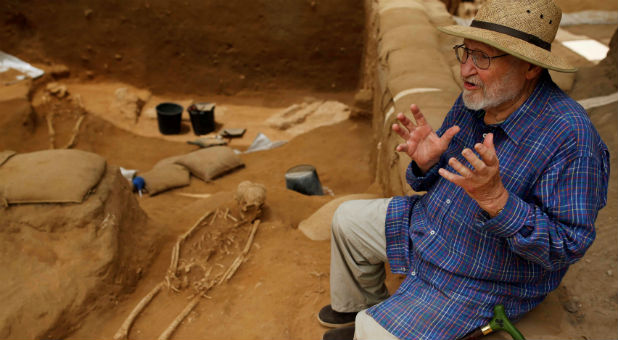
(379, 6, 429, 33)
(299, 194, 381, 241)
(0, 150, 15, 167)
(174, 146, 244, 182)
(0, 149, 106, 204)
(140, 163, 190, 196)
(379, 25, 439, 63)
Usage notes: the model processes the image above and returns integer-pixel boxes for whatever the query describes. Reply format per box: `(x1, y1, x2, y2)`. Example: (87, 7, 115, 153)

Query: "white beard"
(462, 67, 522, 111)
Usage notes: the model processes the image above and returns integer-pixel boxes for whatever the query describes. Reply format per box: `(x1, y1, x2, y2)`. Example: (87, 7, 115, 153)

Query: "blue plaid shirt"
(367, 73, 610, 339)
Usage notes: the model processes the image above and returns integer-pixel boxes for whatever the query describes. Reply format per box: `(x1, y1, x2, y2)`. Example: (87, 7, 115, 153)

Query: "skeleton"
(113, 182, 265, 340)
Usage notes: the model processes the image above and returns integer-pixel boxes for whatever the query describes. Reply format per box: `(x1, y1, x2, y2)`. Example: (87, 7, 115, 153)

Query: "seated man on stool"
(317, 0, 610, 339)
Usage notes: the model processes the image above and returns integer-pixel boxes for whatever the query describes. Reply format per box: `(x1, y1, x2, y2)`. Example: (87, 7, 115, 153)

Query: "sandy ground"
(0, 1, 617, 339)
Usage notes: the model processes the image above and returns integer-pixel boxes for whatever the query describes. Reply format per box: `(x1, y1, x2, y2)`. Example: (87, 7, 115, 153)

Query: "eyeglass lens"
(455, 45, 490, 69)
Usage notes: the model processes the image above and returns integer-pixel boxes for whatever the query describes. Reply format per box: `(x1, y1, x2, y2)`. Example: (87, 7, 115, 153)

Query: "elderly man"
(317, 0, 610, 339)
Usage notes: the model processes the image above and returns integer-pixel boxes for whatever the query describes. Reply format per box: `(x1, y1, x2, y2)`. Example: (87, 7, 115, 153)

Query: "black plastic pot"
(285, 164, 324, 196)
(188, 103, 215, 135)
(156, 102, 183, 135)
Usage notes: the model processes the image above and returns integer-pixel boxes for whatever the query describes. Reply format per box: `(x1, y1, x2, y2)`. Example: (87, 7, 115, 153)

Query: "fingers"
(397, 111, 418, 132)
(392, 122, 409, 141)
(448, 156, 474, 177)
(462, 148, 487, 173)
(438, 167, 463, 183)
(475, 133, 498, 166)
(410, 104, 428, 126)
(396, 138, 419, 155)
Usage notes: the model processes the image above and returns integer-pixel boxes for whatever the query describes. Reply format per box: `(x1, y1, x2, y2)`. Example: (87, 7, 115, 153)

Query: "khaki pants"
(355, 309, 399, 340)
(330, 198, 398, 339)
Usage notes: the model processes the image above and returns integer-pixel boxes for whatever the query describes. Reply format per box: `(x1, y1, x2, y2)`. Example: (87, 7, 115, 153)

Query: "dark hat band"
(470, 20, 552, 51)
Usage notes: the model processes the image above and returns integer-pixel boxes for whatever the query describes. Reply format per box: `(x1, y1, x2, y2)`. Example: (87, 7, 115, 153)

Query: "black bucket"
(188, 103, 215, 135)
(156, 102, 183, 135)
(285, 164, 324, 196)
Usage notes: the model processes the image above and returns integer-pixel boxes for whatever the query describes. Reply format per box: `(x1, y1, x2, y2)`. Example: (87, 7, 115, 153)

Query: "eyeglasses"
(453, 44, 508, 70)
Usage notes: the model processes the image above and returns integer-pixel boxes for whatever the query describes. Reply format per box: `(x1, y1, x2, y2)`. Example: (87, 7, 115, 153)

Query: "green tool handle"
(489, 305, 526, 340)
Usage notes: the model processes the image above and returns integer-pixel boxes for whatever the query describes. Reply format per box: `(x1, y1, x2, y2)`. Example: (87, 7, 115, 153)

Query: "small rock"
(84, 8, 93, 18)
(607, 270, 613, 276)
(585, 259, 591, 263)
(110, 87, 143, 121)
(85, 70, 95, 79)
(114, 53, 123, 61)
(351, 88, 373, 118)
(49, 64, 70, 78)
(46, 82, 68, 98)
(564, 300, 579, 313)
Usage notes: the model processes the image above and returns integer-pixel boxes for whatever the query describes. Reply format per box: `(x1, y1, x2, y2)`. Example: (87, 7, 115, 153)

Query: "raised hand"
(438, 133, 508, 217)
(392, 104, 460, 174)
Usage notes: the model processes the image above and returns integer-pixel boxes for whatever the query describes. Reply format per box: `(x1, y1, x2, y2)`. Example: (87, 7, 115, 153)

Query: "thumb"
(441, 125, 460, 145)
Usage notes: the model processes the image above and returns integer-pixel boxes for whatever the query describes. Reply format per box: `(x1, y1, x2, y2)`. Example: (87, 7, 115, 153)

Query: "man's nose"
(460, 57, 477, 78)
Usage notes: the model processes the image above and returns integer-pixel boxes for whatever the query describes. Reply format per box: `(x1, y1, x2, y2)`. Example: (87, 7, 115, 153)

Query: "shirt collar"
(469, 73, 552, 146)
(495, 73, 552, 145)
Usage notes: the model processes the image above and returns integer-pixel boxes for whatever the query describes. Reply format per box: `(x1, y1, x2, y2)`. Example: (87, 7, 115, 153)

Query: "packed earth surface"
(0, 0, 617, 339)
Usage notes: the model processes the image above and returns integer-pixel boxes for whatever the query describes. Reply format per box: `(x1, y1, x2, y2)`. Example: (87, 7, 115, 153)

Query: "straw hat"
(438, 0, 576, 72)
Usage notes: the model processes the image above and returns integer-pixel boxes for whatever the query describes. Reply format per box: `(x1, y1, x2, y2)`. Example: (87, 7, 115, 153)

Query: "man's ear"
(525, 64, 543, 80)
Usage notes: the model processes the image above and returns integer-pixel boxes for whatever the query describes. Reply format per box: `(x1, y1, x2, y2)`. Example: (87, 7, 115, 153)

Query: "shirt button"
(411, 271, 416, 276)
(430, 230, 436, 235)
(446, 199, 451, 204)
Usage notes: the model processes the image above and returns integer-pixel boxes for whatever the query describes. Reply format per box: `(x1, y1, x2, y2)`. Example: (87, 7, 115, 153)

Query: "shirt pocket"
(413, 221, 520, 281)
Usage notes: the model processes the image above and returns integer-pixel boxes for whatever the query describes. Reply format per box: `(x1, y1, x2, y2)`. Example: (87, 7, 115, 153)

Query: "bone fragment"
(113, 282, 164, 340)
(157, 297, 200, 340)
(218, 219, 261, 284)
(168, 210, 213, 276)
(63, 114, 86, 149)
(45, 112, 56, 149)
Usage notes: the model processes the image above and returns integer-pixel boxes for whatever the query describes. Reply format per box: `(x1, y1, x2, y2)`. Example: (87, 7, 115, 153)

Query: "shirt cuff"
(480, 193, 530, 238)
(407, 158, 444, 192)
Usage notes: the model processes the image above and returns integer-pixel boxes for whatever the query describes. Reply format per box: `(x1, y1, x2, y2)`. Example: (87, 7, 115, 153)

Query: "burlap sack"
(379, 5, 429, 34)
(0, 151, 16, 167)
(140, 163, 190, 196)
(154, 154, 185, 168)
(386, 47, 446, 80)
(423, 0, 454, 26)
(298, 193, 381, 241)
(174, 146, 244, 182)
(379, 25, 439, 64)
(0, 149, 106, 204)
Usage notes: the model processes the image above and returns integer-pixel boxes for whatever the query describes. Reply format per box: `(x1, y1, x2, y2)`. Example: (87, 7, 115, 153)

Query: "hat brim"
(438, 25, 577, 73)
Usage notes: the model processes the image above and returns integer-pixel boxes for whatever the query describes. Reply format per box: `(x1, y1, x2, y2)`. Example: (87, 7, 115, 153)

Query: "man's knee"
(331, 200, 357, 237)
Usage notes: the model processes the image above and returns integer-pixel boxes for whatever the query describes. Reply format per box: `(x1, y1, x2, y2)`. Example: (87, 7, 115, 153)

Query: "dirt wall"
(0, 165, 162, 339)
(1, 0, 365, 95)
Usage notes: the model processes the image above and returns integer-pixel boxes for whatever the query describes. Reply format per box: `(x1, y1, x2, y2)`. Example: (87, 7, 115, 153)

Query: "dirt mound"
(0, 165, 162, 339)
(1, 1, 364, 95)
(571, 28, 618, 99)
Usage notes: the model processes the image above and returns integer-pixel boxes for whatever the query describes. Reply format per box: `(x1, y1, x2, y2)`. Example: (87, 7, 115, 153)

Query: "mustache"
(462, 75, 483, 87)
